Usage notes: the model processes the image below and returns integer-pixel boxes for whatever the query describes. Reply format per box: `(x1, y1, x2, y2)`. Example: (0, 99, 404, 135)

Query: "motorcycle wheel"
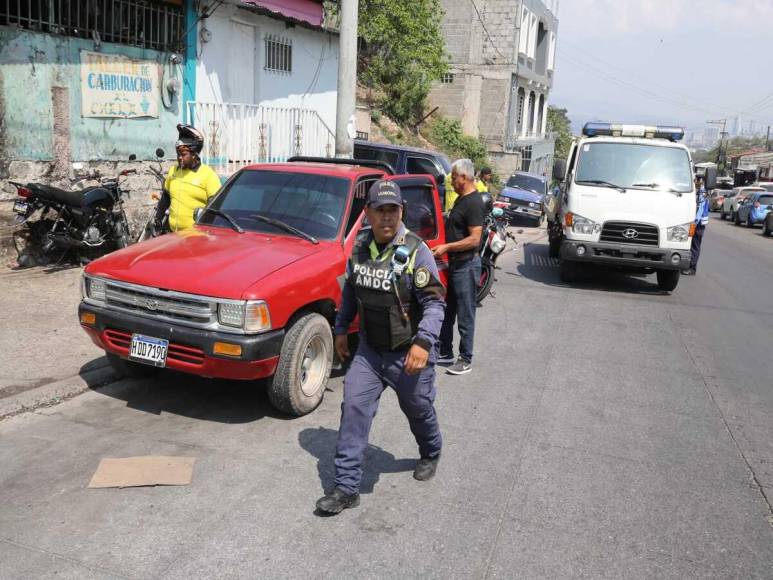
(477, 261, 495, 303)
(115, 220, 131, 249)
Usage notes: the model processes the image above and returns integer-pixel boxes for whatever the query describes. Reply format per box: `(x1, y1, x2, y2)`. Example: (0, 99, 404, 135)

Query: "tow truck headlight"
(667, 223, 693, 242)
(218, 300, 271, 333)
(84, 276, 107, 302)
(570, 214, 601, 235)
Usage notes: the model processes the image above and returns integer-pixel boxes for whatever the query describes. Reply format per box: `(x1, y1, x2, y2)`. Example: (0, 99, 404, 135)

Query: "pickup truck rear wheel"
(106, 353, 161, 379)
(269, 312, 333, 416)
(656, 269, 680, 292)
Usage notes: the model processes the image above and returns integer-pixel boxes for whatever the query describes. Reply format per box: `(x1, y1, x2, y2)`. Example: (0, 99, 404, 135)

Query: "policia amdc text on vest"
(315, 179, 446, 516)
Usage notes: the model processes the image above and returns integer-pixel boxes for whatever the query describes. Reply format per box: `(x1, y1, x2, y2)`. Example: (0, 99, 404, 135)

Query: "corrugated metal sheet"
(239, 0, 323, 28)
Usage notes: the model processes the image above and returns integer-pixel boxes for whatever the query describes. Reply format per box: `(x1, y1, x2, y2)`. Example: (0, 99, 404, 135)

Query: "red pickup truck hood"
(86, 226, 325, 299)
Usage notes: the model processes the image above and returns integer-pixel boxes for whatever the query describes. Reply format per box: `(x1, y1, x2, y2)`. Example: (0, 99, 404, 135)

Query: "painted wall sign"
(80, 51, 160, 118)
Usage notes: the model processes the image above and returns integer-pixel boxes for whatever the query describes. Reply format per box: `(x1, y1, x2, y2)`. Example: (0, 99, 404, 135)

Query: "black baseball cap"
(367, 179, 403, 208)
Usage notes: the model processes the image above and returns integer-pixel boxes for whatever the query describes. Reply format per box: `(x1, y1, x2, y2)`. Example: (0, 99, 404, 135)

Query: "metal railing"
(505, 131, 556, 152)
(187, 102, 336, 175)
(1, 0, 184, 52)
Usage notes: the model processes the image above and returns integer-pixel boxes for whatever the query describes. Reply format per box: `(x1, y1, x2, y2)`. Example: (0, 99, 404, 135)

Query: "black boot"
(413, 456, 440, 481)
(315, 487, 360, 515)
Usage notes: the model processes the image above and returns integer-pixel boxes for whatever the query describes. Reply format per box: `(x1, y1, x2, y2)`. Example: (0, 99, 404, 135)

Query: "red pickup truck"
(79, 159, 446, 416)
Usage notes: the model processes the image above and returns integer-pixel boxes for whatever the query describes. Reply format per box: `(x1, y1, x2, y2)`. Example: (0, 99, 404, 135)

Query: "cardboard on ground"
(88, 456, 196, 488)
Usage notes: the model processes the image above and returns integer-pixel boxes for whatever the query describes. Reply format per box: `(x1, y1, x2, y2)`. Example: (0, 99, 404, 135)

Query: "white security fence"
(186, 102, 335, 175)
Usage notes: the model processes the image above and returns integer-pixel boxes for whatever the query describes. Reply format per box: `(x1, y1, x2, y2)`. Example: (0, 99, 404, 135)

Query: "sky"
(550, 0, 773, 134)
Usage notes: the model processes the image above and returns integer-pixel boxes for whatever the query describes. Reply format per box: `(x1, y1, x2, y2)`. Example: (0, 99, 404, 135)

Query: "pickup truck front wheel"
(269, 312, 333, 416)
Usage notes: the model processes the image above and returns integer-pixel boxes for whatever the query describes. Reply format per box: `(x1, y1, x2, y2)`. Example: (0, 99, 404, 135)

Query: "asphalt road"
(1, 216, 772, 578)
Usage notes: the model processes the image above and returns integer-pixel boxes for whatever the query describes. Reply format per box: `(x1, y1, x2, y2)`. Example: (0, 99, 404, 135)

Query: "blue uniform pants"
(333, 342, 442, 495)
(689, 224, 706, 270)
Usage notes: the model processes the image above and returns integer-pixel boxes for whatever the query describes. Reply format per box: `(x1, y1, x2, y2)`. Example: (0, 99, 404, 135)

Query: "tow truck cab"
(549, 122, 716, 292)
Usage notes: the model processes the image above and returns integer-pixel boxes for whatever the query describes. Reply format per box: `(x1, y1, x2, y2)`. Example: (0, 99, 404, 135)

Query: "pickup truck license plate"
(12, 200, 29, 215)
(129, 334, 169, 367)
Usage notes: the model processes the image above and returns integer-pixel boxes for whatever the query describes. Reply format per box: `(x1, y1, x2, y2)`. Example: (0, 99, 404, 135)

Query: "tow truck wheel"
(656, 269, 680, 292)
(559, 259, 579, 283)
(106, 353, 161, 379)
(763, 218, 772, 237)
(269, 312, 333, 416)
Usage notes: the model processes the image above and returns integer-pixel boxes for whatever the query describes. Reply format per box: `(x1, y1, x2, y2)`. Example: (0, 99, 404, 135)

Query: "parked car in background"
(353, 140, 452, 205)
(497, 171, 549, 226)
(757, 182, 773, 192)
(709, 177, 734, 211)
(721, 186, 764, 222)
(737, 191, 773, 228)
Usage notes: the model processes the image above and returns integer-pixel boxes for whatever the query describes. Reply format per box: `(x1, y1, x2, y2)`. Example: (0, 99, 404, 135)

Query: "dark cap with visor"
(367, 180, 403, 208)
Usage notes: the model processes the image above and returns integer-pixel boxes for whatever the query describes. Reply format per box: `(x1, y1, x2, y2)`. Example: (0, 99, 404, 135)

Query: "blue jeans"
(439, 255, 481, 363)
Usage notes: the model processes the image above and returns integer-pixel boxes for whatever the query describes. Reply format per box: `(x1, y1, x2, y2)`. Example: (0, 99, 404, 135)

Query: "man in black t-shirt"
(432, 159, 485, 375)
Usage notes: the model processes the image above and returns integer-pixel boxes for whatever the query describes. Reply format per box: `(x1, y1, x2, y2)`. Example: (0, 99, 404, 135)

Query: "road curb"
(0, 364, 118, 422)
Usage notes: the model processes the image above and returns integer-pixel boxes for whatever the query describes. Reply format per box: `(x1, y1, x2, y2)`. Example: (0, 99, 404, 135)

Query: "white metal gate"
(186, 102, 335, 175)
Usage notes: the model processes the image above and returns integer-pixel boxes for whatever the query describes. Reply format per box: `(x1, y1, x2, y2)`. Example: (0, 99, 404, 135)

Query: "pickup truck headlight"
(83, 276, 107, 303)
(218, 300, 271, 333)
(570, 214, 601, 235)
(667, 222, 694, 242)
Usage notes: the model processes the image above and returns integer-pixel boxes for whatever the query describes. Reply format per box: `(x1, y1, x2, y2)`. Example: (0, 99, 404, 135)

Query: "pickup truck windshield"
(506, 174, 545, 194)
(200, 170, 350, 240)
(575, 143, 693, 193)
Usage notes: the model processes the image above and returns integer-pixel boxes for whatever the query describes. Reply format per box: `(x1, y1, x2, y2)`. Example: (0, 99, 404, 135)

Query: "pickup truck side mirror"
(193, 207, 204, 223)
(553, 159, 567, 182)
(704, 167, 717, 190)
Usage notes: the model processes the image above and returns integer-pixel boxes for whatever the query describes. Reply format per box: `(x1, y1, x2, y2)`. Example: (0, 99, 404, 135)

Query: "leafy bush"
(429, 118, 489, 168)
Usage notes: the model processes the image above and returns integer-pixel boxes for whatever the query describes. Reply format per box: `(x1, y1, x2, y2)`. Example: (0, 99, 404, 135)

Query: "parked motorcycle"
(477, 203, 516, 302)
(10, 164, 136, 267)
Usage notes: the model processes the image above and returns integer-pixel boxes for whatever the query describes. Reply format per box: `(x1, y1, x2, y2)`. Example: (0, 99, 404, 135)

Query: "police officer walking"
(315, 180, 446, 515)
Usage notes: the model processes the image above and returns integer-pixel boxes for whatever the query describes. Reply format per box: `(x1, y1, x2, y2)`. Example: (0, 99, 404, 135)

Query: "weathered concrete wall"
(0, 27, 184, 199)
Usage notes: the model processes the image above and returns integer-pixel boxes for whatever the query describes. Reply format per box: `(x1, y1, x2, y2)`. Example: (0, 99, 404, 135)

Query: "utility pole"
(335, 0, 358, 157)
(766, 125, 771, 152)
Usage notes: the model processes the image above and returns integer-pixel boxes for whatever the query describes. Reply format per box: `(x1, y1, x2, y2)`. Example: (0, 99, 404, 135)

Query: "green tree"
(547, 106, 573, 161)
(358, 0, 448, 124)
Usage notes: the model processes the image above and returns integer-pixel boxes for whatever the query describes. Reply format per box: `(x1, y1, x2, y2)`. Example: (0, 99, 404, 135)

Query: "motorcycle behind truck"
(10, 160, 137, 267)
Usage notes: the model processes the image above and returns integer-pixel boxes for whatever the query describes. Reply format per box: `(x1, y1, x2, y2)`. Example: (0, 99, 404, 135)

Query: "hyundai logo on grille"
(144, 299, 159, 311)
(622, 228, 639, 239)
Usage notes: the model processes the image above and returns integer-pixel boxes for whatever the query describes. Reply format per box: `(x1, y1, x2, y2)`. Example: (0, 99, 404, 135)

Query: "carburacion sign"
(80, 51, 160, 118)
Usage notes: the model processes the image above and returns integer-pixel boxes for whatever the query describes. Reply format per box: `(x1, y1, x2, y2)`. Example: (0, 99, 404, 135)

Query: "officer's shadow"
(299, 426, 416, 494)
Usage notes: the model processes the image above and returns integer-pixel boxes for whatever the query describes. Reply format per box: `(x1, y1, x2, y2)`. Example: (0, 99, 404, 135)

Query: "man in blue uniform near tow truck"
(315, 180, 446, 515)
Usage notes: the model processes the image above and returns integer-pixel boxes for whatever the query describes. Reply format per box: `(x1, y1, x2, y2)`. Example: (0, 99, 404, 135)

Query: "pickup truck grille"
(600, 222, 659, 246)
(102, 280, 219, 328)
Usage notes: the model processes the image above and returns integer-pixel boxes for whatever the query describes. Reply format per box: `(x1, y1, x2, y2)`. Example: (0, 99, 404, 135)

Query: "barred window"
(0, 0, 185, 53)
(440, 73, 454, 84)
(265, 35, 292, 73)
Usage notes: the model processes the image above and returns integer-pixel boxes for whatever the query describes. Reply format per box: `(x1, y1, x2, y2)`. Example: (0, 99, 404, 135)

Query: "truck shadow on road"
(91, 371, 287, 423)
(515, 241, 668, 295)
(298, 426, 416, 496)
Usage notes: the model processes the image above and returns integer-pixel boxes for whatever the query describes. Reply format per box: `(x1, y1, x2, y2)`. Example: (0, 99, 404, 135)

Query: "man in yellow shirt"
(446, 166, 493, 212)
(162, 124, 221, 231)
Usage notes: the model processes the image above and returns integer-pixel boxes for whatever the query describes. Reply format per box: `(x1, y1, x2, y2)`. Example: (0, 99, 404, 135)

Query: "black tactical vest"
(350, 230, 423, 351)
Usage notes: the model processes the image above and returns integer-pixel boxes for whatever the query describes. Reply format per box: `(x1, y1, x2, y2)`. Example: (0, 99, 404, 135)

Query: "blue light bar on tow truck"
(582, 122, 684, 142)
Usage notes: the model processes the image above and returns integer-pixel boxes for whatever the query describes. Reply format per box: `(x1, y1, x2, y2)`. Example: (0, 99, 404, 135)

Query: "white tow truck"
(549, 123, 716, 292)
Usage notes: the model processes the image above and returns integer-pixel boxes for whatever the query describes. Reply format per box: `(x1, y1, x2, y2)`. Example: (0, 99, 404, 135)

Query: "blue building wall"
(0, 26, 185, 163)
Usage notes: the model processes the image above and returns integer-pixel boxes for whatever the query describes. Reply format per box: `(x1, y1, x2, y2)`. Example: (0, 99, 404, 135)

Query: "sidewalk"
(0, 265, 115, 419)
